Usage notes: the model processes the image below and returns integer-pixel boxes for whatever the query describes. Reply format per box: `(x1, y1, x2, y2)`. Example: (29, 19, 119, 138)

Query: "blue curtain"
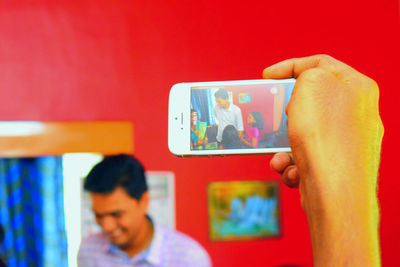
(278, 83, 295, 131)
(0, 156, 68, 267)
(191, 89, 216, 125)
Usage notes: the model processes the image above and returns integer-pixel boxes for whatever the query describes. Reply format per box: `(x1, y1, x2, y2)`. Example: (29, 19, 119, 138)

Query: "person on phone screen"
(78, 154, 211, 266)
(221, 124, 245, 149)
(213, 89, 245, 147)
(244, 111, 265, 148)
(191, 109, 208, 149)
(265, 55, 384, 266)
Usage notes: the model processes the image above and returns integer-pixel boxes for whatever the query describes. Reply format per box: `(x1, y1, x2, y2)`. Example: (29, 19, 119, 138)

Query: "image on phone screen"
(190, 82, 294, 151)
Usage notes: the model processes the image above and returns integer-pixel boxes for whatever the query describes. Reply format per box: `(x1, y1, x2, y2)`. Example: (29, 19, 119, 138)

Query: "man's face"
(91, 186, 149, 250)
(216, 97, 229, 109)
(247, 113, 255, 124)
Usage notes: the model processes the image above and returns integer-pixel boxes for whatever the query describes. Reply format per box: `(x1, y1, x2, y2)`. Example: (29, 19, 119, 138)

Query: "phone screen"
(190, 81, 294, 150)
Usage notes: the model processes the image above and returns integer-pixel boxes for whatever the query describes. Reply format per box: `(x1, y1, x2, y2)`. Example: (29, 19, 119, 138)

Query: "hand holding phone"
(168, 79, 295, 156)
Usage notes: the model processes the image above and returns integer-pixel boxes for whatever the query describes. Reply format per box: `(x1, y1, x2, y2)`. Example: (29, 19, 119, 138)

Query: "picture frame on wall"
(207, 180, 281, 241)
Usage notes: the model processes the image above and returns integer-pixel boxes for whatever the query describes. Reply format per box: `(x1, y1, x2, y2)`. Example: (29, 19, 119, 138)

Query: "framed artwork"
(207, 180, 280, 241)
(146, 171, 175, 229)
(238, 92, 252, 104)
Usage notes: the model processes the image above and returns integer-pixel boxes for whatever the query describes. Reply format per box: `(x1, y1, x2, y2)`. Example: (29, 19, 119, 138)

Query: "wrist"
(302, 172, 381, 267)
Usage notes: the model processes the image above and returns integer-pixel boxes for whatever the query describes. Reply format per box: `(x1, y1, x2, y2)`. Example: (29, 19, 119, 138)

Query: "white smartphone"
(168, 79, 295, 156)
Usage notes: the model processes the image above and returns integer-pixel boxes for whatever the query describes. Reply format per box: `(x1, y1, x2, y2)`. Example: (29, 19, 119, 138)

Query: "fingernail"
(288, 168, 296, 180)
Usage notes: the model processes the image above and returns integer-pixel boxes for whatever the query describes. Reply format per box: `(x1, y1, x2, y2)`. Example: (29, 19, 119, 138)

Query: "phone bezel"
(168, 79, 295, 156)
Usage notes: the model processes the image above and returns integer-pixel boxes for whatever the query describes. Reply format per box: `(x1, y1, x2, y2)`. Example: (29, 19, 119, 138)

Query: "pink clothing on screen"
(247, 127, 260, 148)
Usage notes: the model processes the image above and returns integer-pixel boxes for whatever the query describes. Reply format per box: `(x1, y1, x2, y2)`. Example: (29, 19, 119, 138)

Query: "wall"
(231, 85, 275, 134)
(0, 1, 399, 266)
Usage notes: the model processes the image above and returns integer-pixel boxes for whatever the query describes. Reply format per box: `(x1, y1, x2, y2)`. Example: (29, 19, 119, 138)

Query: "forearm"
(303, 170, 381, 267)
(238, 131, 250, 147)
(308, 208, 380, 266)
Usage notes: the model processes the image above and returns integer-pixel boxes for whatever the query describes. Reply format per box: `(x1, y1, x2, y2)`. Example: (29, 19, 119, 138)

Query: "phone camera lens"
(175, 117, 178, 120)
(181, 128, 183, 130)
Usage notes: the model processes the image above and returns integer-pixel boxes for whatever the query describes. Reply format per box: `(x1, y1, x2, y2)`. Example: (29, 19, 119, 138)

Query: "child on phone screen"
(191, 109, 207, 149)
(245, 111, 264, 148)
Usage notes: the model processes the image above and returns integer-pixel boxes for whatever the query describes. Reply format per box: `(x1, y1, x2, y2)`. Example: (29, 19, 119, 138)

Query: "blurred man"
(78, 154, 211, 266)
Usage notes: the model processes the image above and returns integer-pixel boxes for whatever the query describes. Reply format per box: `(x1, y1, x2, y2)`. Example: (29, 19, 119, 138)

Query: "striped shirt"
(77, 224, 211, 267)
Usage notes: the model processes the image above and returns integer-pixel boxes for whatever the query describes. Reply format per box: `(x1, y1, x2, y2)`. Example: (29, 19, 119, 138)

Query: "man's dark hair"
(221, 125, 243, 149)
(214, 89, 229, 100)
(84, 154, 148, 200)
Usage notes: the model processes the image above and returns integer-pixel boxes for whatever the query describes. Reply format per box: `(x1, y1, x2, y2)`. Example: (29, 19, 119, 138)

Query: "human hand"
(270, 152, 299, 188)
(264, 55, 384, 266)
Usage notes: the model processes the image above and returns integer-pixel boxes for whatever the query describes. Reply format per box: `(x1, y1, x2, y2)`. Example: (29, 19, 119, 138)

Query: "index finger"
(262, 54, 347, 79)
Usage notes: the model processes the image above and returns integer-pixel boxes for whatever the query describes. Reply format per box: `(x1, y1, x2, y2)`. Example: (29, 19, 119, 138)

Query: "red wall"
(0, 1, 398, 266)
(231, 85, 275, 134)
